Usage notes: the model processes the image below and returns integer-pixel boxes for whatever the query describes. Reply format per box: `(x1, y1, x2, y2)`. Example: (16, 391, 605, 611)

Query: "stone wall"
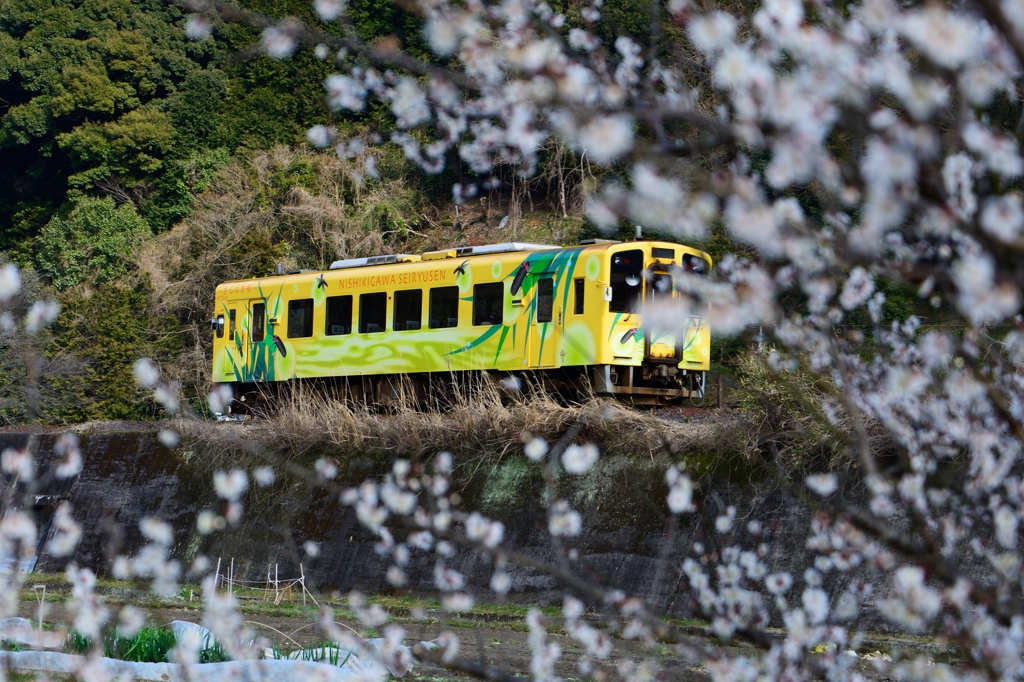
(0, 427, 882, 628)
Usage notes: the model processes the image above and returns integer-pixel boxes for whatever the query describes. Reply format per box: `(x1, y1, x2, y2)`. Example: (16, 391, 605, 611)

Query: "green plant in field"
(65, 632, 93, 654)
(269, 641, 352, 667)
(199, 635, 229, 663)
(104, 627, 176, 663)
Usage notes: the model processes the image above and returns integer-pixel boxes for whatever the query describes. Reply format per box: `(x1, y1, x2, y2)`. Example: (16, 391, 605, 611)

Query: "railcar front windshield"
(609, 249, 643, 312)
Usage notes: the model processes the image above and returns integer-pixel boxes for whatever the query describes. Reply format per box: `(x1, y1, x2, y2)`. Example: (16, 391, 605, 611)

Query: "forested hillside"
(0, 0, 654, 422)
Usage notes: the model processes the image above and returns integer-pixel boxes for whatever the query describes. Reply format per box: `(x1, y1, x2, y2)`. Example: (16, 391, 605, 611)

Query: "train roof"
(216, 239, 709, 287)
(328, 242, 560, 270)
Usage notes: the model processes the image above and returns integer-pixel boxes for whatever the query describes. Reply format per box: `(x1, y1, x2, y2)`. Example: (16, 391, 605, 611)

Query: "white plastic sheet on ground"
(0, 620, 426, 681)
(0, 651, 385, 681)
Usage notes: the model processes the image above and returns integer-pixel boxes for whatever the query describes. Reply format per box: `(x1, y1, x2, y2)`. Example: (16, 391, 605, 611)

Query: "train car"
(209, 239, 711, 408)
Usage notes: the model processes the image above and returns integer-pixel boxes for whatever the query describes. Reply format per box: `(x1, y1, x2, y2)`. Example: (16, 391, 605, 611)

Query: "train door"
(529, 275, 558, 367)
(645, 264, 679, 363)
(247, 299, 266, 378)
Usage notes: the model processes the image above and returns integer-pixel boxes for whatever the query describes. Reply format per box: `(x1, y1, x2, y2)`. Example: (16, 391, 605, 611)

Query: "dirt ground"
(15, 598, 926, 681)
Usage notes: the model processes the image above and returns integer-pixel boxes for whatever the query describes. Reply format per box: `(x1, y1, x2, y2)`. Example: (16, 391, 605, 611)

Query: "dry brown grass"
(181, 383, 745, 477)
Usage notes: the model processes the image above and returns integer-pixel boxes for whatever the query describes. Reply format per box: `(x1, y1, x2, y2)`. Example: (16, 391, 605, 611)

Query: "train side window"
(359, 292, 387, 333)
(252, 303, 266, 342)
(573, 278, 584, 315)
(473, 283, 504, 326)
(537, 278, 554, 323)
(229, 309, 236, 341)
(325, 295, 352, 335)
(288, 298, 314, 338)
(394, 289, 423, 331)
(429, 286, 459, 328)
(609, 249, 643, 313)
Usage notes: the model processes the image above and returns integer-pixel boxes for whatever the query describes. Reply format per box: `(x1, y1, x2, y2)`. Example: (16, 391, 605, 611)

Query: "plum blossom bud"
(213, 469, 249, 501)
(0, 263, 21, 301)
(561, 443, 598, 474)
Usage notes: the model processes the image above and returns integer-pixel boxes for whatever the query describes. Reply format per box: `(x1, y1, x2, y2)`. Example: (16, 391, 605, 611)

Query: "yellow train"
(209, 239, 711, 407)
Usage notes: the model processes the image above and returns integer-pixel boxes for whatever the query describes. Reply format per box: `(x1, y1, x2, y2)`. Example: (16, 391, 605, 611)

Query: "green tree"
(35, 196, 151, 290)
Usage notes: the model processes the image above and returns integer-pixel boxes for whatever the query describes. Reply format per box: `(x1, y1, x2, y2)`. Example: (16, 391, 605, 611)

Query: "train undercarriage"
(222, 363, 706, 416)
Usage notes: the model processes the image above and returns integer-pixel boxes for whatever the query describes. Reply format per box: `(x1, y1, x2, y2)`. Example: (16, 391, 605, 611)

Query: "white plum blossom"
(254, 466, 275, 487)
(524, 437, 549, 462)
(207, 384, 233, 414)
(183, 15, 213, 40)
(0, 263, 20, 301)
(573, 115, 633, 164)
(806, 473, 838, 497)
(140, 517, 173, 546)
(549, 500, 582, 537)
(765, 573, 793, 595)
(802, 587, 829, 624)
(133, 358, 160, 388)
(314, 0, 345, 21)
(306, 125, 335, 148)
(262, 23, 297, 59)
(25, 299, 59, 334)
(213, 469, 249, 501)
(157, 429, 179, 450)
(839, 268, 874, 310)
(561, 443, 598, 474)
(465, 512, 504, 548)
(980, 193, 1024, 242)
(687, 12, 736, 54)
